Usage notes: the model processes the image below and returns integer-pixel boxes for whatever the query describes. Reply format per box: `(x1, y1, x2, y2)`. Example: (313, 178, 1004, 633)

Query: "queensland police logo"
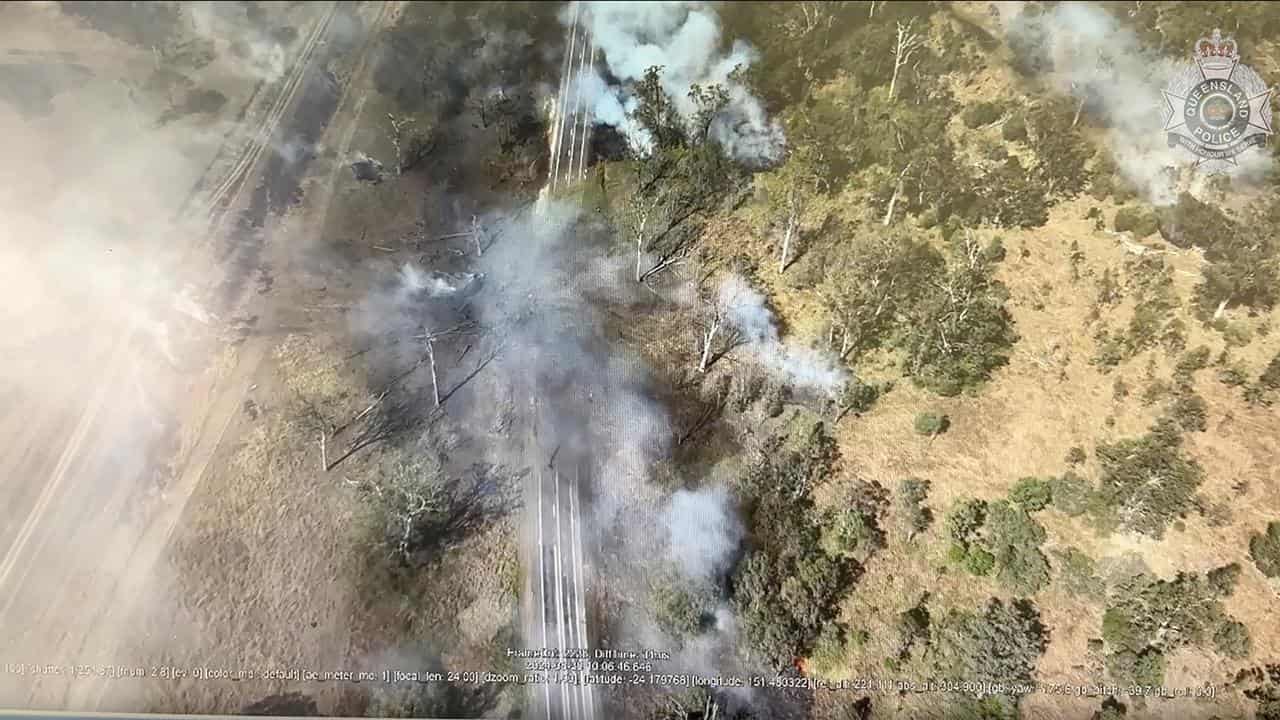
(1162, 29, 1273, 168)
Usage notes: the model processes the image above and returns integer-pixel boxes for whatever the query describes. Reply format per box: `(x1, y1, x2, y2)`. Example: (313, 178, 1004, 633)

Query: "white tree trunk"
(426, 340, 440, 407)
(779, 207, 797, 273)
(699, 319, 719, 373)
(471, 215, 483, 257)
(882, 163, 912, 226)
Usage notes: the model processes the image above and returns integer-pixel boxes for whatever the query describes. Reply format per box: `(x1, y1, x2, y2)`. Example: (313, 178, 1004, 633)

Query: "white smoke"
(1008, 2, 1274, 204)
(572, 1, 785, 165)
(662, 486, 742, 582)
(719, 274, 846, 394)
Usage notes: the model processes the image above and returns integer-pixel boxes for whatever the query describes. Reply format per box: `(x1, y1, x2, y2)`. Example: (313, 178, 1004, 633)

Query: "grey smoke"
(1007, 2, 1274, 203)
(719, 274, 846, 394)
(662, 486, 741, 583)
(572, 1, 785, 165)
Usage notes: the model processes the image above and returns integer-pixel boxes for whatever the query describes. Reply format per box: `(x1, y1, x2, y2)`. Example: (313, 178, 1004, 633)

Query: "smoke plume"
(662, 486, 742, 583)
(719, 274, 846, 394)
(573, 1, 785, 165)
(1006, 2, 1274, 203)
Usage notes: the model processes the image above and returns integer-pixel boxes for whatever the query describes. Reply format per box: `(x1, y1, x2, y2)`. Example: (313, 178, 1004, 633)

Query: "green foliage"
(946, 498, 1049, 593)
(931, 598, 1048, 690)
(898, 478, 933, 538)
(839, 376, 889, 416)
(1114, 206, 1159, 237)
(652, 577, 712, 640)
(734, 422, 856, 669)
(1102, 570, 1240, 685)
(1174, 345, 1212, 379)
(809, 624, 851, 677)
(947, 499, 988, 548)
(1261, 352, 1280, 391)
(1001, 113, 1028, 142)
(963, 101, 1006, 129)
(1051, 472, 1092, 517)
(1250, 521, 1280, 578)
(1028, 99, 1093, 199)
(822, 480, 889, 562)
(1167, 390, 1208, 432)
(1214, 620, 1252, 659)
(1157, 192, 1231, 250)
(819, 226, 945, 361)
(964, 547, 995, 576)
(1207, 563, 1242, 597)
(1009, 477, 1053, 512)
(984, 500, 1051, 594)
(898, 234, 1018, 395)
(895, 601, 932, 660)
(1053, 547, 1104, 599)
(1093, 419, 1204, 538)
(913, 411, 951, 436)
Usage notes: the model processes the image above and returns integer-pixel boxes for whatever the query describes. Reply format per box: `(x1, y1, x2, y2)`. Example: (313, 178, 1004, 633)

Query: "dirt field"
(0, 2, 451, 714)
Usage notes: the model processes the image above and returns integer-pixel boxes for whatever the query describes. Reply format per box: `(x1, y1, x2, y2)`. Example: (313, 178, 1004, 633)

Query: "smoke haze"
(573, 1, 785, 165)
(1007, 2, 1275, 204)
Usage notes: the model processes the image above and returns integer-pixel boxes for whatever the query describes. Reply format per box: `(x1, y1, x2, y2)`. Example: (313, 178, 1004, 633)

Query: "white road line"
(549, 1, 580, 194)
(565, 32, 585, 185)
(553, 470, 571, 719)
(537, 465, 552, 720)
(569, 464, 589, 719)
(577, 35, 595, 183)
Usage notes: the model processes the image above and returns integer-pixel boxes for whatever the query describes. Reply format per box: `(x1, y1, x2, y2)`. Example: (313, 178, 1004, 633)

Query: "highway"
(526, 5, 598, 718)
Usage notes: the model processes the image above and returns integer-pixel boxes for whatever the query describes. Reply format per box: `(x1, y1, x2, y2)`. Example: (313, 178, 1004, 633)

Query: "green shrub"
(1250, 521, 1280, 578)
(1001, 113, 1028, 142)
(1174, 345, 1212, 379)
(1114, 206, 1159, 237)
(946, 499, 988, 547)
(931, 599, 1048, 690)
(1009, 477, 1053, 511)
(965, 548, 995, 576)
(963, 101, 1005, 129)
(1050, 471, 1092, 517)
(1053, 547, 1104, 598)
(652, 580, 712, 639)
(1094, 419, 1204, 538)
(1261, 352, 1280, 391)
(898, 478, 933, 538)
(1207, 563, 1242, 597)
(985, 501, 1050, 594)
(1157, 192, 1232, 250)
(1102, 570, 1239, 685)
(914, 411, 951, 436)
(1167, 391, 1208, 432)
(1213, 620, 1252, 659)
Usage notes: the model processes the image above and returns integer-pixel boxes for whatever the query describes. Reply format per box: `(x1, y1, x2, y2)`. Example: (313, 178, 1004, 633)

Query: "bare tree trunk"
(426, 340, 440, 407)
(779, 191, 798, 274)
(889, 21, 922, 102)
(882, 162, 912, 226)
(699, 319, 719, 373)
(470, 215, 483, 257)
(1072, 92, 1085, 128)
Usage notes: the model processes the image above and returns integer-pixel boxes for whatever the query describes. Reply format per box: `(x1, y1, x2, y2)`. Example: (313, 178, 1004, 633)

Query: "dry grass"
(717, 166, 1280, 717)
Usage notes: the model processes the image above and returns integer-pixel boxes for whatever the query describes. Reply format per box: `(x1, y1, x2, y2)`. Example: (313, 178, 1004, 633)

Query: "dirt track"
(0, 2, 388, 712)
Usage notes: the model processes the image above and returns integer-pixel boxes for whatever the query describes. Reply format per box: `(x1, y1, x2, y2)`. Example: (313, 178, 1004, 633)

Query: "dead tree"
(882, 161, 914, 226)
(470, 214, 483, 257)
(386, 113, 421, 176)
(779, 186, 800, 273)
(889, 20, 924, 101)
(696, 278, 747, 373)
